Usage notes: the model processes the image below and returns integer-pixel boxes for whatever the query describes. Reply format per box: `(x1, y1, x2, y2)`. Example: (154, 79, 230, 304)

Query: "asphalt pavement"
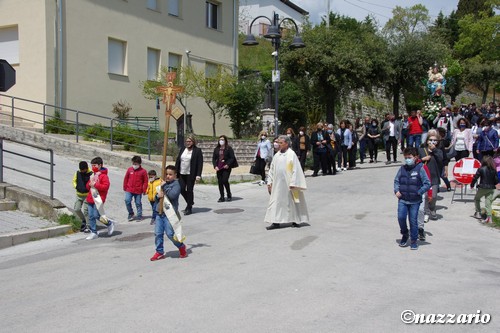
(0, 143, 499, 332)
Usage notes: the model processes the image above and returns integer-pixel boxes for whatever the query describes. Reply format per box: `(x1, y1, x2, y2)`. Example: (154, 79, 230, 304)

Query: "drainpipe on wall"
(56, 0, 64, 117)
(232, 0, 238, 75)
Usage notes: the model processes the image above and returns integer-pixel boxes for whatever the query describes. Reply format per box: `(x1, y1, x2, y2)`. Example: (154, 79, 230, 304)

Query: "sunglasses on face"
(428, 140, 438, 144)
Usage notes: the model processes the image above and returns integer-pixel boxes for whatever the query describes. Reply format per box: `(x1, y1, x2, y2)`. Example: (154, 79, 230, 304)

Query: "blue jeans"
(397, 200, 421, 242)
(87, 203, 101, 234)
(149, 201, 158, 220)
(359, 138, 367, 162)
(125, 192, 143, 217)
(408, 134, 422, 148)
(155, 214, 183, 254)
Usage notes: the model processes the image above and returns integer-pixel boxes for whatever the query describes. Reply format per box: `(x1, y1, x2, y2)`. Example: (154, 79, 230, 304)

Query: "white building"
(239, 0, 309, 36)
(0, 0, 238, 136)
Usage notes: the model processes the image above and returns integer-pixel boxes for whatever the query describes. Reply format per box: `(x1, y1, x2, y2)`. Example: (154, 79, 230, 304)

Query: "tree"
(182, 65, 236, 137)
(456, 0, 493, 18)
(454, 1, 500, 103)
(224, 73, 262, 138)
(383, 4, 431, 42)
(383, 5, 450, 115)
(281, 14, 390, 125)
(141, 65, 236, 137)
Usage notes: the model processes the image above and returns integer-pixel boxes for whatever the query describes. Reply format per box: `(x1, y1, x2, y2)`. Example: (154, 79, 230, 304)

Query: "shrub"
(45, 110, 76, 134)
(112, 100, 132, 120)
(58, 214, 81, 232)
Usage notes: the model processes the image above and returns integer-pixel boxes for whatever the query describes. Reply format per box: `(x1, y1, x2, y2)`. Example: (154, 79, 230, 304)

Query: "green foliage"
(464, 59, 500, 103)
(83, 124, 153, 152)
(239, 34, 274, 74)
(383, 4, 431, 42)
(58, 214, 81, 232)
(278, 81, 308, 131)
(45, 110, 76, 134)
(430, 11, 461, 51)
(136, 131, 179, 158)
(225, 74, 262, 138)
(456, 0, 494, 18)
(454, 6, 500, 62)
(281, 14, 390, 124)
(180, 65, 237, 137)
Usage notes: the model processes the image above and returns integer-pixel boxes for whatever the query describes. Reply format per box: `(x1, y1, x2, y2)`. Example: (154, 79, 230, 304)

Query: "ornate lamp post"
(243, 12, 305, 136)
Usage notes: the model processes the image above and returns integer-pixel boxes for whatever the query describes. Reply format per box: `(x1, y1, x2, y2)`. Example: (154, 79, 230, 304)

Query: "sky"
(292, 0, 459, 27)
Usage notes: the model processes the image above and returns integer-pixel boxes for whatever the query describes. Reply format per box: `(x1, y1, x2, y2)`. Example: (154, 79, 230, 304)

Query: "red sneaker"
(150, 252, 165, 261)
(179, 244, 187, 258)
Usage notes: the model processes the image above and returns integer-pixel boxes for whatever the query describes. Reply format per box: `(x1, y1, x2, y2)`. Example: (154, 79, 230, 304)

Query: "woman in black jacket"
(212, 135, 238, 202)
(175, 135, 203, 215)
(471, 155, 498, 223)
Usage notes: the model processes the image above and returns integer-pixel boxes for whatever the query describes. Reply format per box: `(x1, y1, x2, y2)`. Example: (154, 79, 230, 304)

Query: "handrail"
(0, 93, 154, 160)
(0, 137, 55, 199)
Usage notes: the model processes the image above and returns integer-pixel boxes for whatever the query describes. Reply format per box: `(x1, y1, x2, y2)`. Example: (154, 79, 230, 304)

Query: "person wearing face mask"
(254, 131, 272, 185)
(325, 124, 338, 175)
(285, 128, 299, 155)
(366, 118, 381, 163)
(175, 135, 204, 215)
(419, 134, 443, 222)
(476, 119, 499, 160)
(310, 122, 329, 176)
(146, 169, 162, 225)
(294, 126, 310, 171)
(85, 157, 115, 240)
(394, 147, 431, 250)
(450, 118, 473, 161)
(212, 135, 238, 202)
(123, 155, 149, 221)
(336, 120, 352, 171)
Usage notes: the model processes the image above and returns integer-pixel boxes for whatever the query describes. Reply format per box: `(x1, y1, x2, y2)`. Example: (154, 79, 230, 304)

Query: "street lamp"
(243, 12, 305, 136)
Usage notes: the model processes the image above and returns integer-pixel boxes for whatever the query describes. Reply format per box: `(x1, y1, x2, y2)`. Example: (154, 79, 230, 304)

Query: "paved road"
(0, 142, 499, 332)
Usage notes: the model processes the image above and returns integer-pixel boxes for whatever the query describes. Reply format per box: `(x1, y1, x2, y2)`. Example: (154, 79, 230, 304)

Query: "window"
(147, 48, 160, 80)
(205, 62, 220, 88)
(108, 38, 127, 75)
(168, 0, 180, 17)
(147, 0, 158, 11)
(206, 1, 220, 30)
(0, 26, 19, 64)
(168, 53, 182, 73)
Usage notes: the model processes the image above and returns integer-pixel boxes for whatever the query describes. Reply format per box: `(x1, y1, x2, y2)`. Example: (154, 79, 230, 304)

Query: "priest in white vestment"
(265, 135, 309, 230)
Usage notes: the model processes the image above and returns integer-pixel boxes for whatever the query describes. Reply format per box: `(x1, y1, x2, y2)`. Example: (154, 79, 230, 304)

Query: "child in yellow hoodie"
(146, 170, 162, 225)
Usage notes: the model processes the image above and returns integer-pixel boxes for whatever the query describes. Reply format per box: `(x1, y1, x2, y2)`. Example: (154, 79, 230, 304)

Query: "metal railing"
(0, 137, 55, 199)
(0, 94, 157, 160)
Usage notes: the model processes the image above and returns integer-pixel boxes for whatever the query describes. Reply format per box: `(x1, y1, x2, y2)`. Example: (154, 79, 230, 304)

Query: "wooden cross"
(155, 72, 184, 213)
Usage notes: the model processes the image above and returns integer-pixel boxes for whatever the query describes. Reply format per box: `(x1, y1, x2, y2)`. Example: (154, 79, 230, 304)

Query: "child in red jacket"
(85, 157, 115, 240)
(123, 155, 148, 221)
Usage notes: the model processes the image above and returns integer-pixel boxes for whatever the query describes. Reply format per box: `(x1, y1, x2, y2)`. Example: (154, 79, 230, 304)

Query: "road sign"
(452, 157, 481, 185)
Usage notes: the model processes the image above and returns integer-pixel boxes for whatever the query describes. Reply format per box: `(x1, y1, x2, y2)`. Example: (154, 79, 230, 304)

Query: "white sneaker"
(336, 168, 341, 172)
(86, 232, 98, 240)
(342, 167, 347, 171)
(107, 220, 115, 236)
(424, 214, 429, 223)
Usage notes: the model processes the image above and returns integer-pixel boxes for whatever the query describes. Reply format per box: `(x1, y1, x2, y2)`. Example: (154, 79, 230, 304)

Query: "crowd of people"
(71, 101, 499, 254)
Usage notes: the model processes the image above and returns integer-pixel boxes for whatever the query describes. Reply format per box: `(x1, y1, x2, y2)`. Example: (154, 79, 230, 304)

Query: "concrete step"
(0, 199, 17, 211)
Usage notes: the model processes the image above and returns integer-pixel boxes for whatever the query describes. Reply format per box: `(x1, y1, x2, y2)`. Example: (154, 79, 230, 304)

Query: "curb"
(0, 225, 72, 250)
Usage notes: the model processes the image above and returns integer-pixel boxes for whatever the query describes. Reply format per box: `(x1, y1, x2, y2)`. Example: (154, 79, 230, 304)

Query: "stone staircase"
(197, 139, 256, 165)
(0, 186, 17, 212)
(0, 110, 37, 131)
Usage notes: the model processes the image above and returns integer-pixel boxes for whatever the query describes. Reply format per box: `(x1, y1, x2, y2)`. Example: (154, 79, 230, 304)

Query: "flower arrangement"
(422, 99, 444, 122)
